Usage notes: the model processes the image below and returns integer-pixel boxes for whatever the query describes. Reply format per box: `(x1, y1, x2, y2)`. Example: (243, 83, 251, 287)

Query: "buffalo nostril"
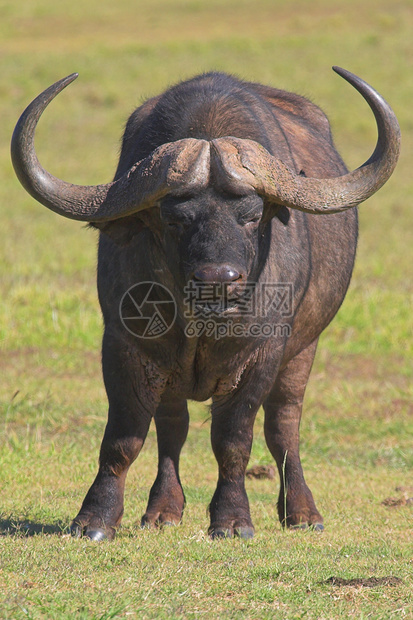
(192, 265, 242, 283)
(226, 269, 242, 282)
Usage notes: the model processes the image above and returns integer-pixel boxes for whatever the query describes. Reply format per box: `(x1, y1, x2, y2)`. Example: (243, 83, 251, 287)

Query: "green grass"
(1, 0, 412, 617)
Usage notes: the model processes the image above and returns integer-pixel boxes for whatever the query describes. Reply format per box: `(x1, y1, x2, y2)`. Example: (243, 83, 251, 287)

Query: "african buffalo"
(11, 67, 400, 540)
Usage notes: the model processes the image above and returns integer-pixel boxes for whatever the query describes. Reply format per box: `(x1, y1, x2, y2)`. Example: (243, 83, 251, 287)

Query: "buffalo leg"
(209, 384, 264, 539)
(70, 334, 158, 541)
(263, 340, 324, 530)
(141, 400, 189, 527)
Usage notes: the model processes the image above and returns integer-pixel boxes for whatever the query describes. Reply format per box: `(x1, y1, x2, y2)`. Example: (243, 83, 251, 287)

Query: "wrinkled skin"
(70, 73, 358, 540)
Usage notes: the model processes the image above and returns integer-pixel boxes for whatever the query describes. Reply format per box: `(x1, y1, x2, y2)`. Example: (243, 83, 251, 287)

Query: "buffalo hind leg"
(263, 340, 324, 530)
(70, 333, 157, 541)
(141, 400, 189, 528)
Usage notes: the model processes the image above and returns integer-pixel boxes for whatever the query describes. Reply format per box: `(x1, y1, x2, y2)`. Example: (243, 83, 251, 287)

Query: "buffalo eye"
(243, 215, 261, 227)
(160, 206, 193, 234)
(238, 209, 263, 228)
(235, 195, 263, 228)
(166, 221, 184, 233)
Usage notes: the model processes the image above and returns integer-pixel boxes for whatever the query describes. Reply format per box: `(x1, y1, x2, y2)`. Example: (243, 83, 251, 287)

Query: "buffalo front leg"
(209, 384, 265, 540)
(263, 340, 323, 530)
(70, 333, 160, 541)
(141, 400, 189, 528)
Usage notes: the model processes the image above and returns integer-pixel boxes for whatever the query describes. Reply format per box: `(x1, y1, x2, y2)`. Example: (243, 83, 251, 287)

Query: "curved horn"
(212, 67, 401, 214)
(11, 75, 210, 222)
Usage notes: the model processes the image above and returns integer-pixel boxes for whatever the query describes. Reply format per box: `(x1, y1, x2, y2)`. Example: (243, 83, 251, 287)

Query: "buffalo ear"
(267, 170, 305, 225)
(261, 170, 307, 226)
(262, 203, 290, 226)
(274, 205, 290, 225)
(89, 216, 145, 245)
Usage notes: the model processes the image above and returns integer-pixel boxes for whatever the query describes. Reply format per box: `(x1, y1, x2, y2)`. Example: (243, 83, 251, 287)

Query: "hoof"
(234, 526, 254, 540)
(159, 520, 176, 528)
(289, 523, 309, 530)
(70, 522, 114, 541)
(209, 527, 232, 540)
(70, 523, 83, 538)
(140, 516, 179, 529)
(84, 529, 111, 541)
(140, 518, 151, 529)
(289, 522, 324, 532)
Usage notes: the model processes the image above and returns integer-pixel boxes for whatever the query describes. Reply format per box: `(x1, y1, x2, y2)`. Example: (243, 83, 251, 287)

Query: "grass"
(1, 0, 412, 617)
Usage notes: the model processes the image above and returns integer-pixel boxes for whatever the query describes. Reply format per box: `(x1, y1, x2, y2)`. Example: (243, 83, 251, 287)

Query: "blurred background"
(1, 0, 412, 468)
(1, 0, 412, 369)
(1, 0, 412, 478)
(1, 0, 412, 365)
(0, 2, 412, 616)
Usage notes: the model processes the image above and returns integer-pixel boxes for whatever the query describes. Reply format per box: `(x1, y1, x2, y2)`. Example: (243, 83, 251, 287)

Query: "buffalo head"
(11, 67, 400, 222)
(11, 68, 400, 307)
